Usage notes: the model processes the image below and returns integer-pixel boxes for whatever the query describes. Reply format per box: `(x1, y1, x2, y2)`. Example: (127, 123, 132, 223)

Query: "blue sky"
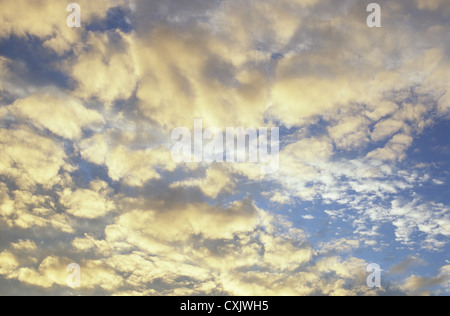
(0, 0, 449, 295)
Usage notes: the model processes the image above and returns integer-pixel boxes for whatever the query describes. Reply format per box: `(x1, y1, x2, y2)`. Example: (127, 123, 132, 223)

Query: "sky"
(0, 0, 449, 296)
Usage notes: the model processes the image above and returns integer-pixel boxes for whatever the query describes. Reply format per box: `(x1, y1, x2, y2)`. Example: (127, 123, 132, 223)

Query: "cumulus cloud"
(399, 265, 449, 296)
(9, 93, 104, 140)
(105, 145, 175, 186)
(60, 180, 115, 219)
(0, 127, 68, 189)
(0, 251, 19, 275)
(108, 198, 260, 246)
(70, 31, 138, 105)
(0, 0, 127, 54)
(1, 187, 74, 234)
(170, 166, 236, 199)
(11, 240, 38, 252)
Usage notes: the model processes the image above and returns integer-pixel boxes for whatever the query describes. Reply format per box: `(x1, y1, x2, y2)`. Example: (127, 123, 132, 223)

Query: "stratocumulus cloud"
(0, 0, 449, 296)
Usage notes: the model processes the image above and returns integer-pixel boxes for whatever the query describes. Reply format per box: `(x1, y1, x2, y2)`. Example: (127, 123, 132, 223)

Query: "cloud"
(400, 273, 447, 296)
(268, 191, 293, 205)
(60, 180, 115, 219)
(319, 239, 361, 255)
(1, 187, 74, 233)
(268, 136, 334, 201)
(0, 127, 68, 189)
(70, 31, 138, 105)
(170, 166, 236, 199)
(365, 101, 399, 121)
(105, 145, 175, 186)
(11, 240, 38, 252)
(219, 256, 371, 296)
(9, 93, 104, 140)
(10, 256, 123, 291)
(92, 196, 379, 295)
(415, 0, 450, 12)
(371, 119, 405, 143)
(329, 115, 370, 150)
(107, 198, 260, 247)
(72, 234, 111, 255)
(390, 256, 427, 275)
(390, 200, 450, 249)
(367, 133, 414, 161)
(130, 24, 270, 129)
(0, 251, 19, 275)
(78, 133, 110, 166)
(0, 0, 127, 54)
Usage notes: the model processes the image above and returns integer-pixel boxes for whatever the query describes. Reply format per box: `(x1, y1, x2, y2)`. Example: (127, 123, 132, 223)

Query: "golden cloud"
(60, 180, 115, 219)
(170, 166, 236, 199)
(9, 93, 104, 140)
(0, 0, 127, 54)
(0, 127, 68, 189)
